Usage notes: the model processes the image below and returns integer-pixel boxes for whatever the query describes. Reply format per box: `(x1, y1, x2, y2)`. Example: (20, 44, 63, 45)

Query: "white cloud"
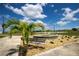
(5, 5, 24, 16)
(62, 8, 72, 14)
(72, 8, 79, 14)
(5, 4, 47, 19)
(20, 17, 34, 24)
(57, 21, 70, 26)
(45, 24, 54, 30)
(34, 20, 46, 25)
(61, 8, 79, 21)
(57, 8, 79, 26)
(20, 18, 49, 29)
(20, 18, 48, 28)
(21, 4, 47, 19)
(34, 20, 49, 29)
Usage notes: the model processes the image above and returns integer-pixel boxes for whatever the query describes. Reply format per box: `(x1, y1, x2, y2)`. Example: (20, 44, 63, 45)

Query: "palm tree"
(5, 19, 45, 56)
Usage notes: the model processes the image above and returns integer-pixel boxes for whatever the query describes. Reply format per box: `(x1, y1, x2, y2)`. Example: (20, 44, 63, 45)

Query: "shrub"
(72, 28, 78, 31)
(50, 41, 54, 44)
(60, 41, 63, 43)
(67, 39, 69, 41)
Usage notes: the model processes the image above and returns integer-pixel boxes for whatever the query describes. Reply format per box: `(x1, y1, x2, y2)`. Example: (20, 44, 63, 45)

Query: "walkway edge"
(34, 46, 63, 56)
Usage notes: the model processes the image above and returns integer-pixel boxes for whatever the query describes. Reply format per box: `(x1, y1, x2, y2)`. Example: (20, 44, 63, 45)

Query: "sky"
(0, 3, 79, 32)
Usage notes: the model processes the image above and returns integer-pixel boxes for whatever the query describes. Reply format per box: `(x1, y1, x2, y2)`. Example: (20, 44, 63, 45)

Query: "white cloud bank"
(5, 3, 47, 19)
(61, 8, 79, 21)
(57, 8, 79, 26)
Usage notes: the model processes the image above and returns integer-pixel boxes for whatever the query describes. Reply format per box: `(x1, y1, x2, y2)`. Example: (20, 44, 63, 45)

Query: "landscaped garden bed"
(23, 35, 77, 56)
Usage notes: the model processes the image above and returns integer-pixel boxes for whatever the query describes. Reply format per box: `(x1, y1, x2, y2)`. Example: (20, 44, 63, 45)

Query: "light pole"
(53, 23, 56, 35)
(2, 16, 5, 34)
(0, 15, 5, 34)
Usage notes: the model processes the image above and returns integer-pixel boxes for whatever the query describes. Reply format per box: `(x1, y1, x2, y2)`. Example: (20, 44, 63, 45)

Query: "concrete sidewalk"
(0, 36, 21, 56)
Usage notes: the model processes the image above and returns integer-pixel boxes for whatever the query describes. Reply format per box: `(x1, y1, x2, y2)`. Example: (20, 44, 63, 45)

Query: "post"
(1, 15, 5, 34)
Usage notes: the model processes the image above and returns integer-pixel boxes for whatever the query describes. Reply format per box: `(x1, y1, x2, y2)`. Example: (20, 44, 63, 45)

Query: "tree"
(5, 19, 45, 56)
(72, 28, 78, 31)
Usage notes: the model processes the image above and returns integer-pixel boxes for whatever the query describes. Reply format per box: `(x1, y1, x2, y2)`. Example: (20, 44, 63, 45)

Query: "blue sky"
(0, 3, 79, 31)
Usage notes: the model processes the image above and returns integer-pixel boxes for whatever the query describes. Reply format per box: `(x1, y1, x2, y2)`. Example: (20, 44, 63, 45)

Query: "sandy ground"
(0, 36, 21, 56)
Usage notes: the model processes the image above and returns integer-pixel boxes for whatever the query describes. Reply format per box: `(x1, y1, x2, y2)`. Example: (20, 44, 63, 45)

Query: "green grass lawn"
(55, 31, 79, 36)
(0, 36, 5, 38)
(0, 34, 7, 38)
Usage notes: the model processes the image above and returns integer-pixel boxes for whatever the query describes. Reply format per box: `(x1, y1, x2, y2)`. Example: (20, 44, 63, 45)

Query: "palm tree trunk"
(2, 24, 5, 34)
(19, 37, 27, 56)
(25, 34, 29, 55)
(19, 32, 29, 56)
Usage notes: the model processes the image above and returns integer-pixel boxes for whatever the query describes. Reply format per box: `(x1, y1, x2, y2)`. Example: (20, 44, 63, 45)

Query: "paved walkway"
(35, 39, 79, 56)
(0, 36, 21, 56)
